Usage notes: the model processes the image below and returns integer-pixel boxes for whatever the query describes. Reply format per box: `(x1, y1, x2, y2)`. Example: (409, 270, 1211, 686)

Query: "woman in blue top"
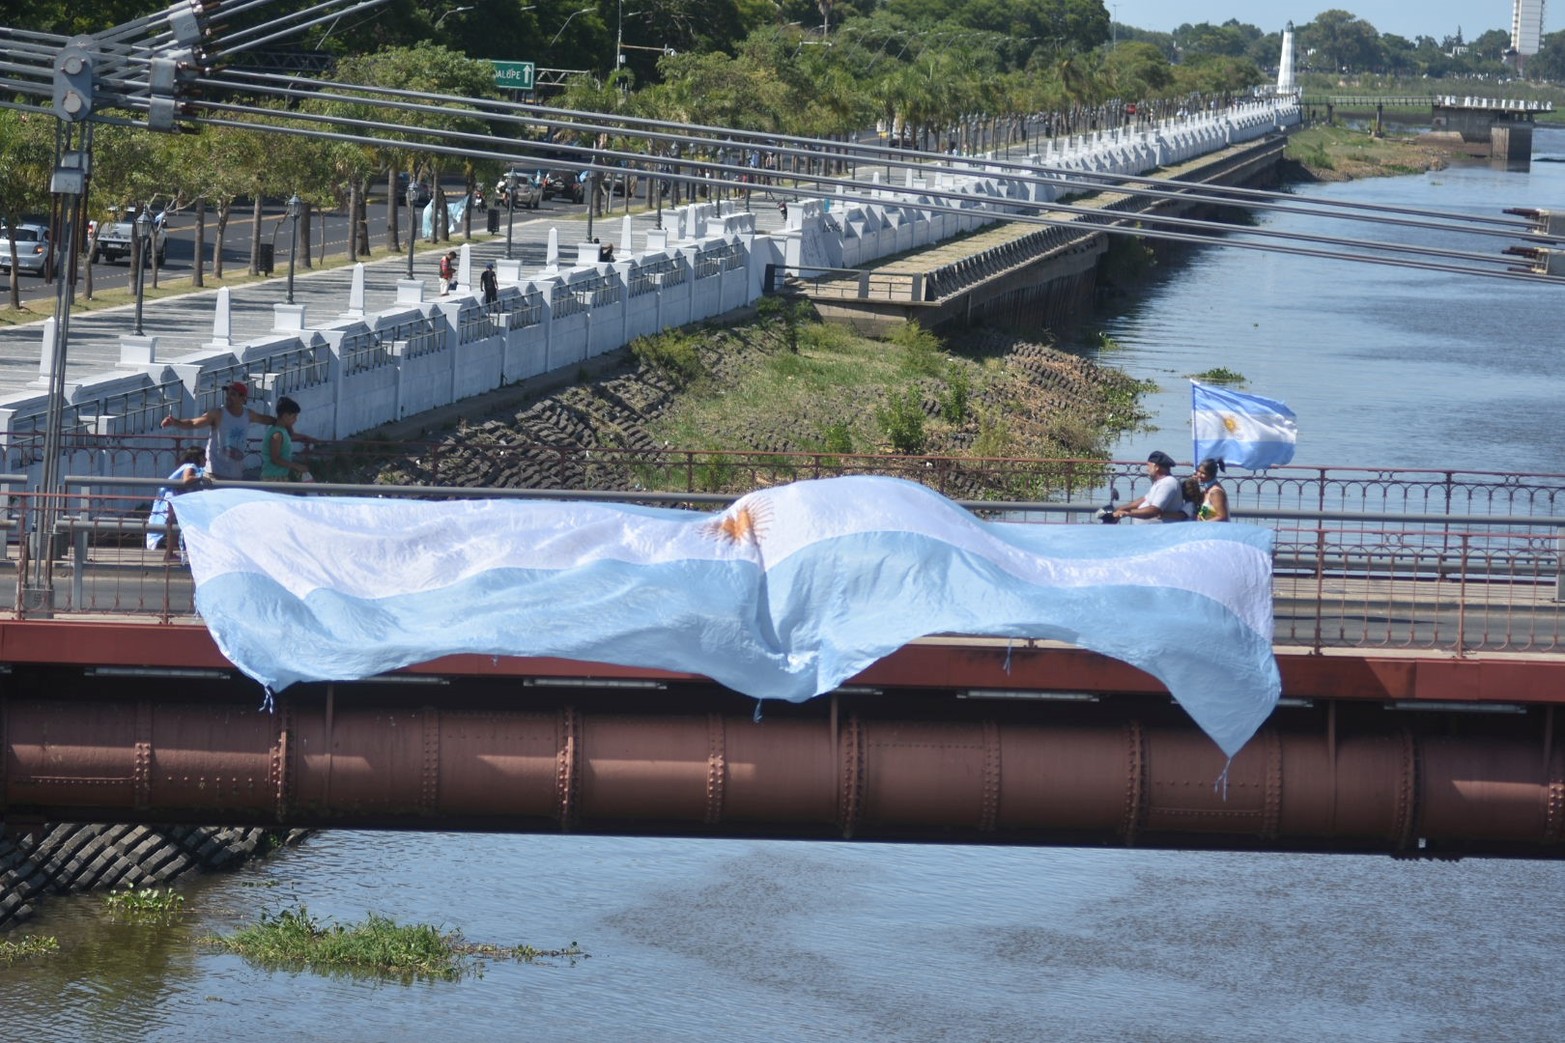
(147, 447, 206, 561)
(260, 397, 314, 482)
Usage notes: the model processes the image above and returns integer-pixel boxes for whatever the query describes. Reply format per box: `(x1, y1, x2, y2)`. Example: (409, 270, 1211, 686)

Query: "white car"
(0, 223, 56, 277)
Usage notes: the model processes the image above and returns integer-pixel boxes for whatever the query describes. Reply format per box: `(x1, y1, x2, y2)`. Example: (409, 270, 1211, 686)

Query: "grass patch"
(630, 329, 707, 386)
(0, 935, 60, 965)
(207, 905, 586, 981)
(643, 316, 1150, 494)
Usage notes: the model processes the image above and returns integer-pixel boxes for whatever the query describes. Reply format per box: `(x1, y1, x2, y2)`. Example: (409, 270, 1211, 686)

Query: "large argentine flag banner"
(173, 476, 1281, 756)
(1192, 381, 1297, 469)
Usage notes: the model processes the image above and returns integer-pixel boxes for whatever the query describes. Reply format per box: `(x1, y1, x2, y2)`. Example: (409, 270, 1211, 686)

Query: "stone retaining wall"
(0, 822, 304, 930)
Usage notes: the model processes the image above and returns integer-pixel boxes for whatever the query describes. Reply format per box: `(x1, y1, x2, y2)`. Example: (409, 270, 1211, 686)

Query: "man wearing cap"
(161, 382, 280, 480)
(1113, 451, 1184, 523)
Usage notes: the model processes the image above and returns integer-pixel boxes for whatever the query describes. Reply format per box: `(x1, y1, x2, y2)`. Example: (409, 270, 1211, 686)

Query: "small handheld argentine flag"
(1192, 381, 1297, 470)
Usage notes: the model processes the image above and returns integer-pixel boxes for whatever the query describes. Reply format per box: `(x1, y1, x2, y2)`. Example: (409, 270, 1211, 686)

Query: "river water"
(1100, 126, 1565, 476)
(6, 133, 1565, 1042)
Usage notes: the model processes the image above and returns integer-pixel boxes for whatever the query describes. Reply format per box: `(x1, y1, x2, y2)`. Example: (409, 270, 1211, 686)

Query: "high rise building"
(1512, 0, 1547, 57)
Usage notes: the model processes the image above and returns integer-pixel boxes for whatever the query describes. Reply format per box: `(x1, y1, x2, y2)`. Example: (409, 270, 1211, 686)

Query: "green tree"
(332, 44, 499, 244)
(0, 111, 55, 307)
(1301, 9, 1384, 74)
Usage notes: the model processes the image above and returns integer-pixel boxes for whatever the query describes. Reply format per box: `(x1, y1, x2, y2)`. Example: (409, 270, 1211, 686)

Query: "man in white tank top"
(160, 381, 279, 479)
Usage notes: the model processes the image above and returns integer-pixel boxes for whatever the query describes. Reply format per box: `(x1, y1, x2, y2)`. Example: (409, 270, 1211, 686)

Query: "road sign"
(492, 61, 535, 91)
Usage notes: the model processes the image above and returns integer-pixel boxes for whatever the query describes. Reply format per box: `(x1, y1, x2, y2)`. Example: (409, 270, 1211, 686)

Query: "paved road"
(2, 189, 597, 307)
(1, 193, 785, 401)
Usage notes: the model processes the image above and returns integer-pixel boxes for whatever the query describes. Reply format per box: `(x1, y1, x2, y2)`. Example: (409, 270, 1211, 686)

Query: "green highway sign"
(492, 60, 536, 91)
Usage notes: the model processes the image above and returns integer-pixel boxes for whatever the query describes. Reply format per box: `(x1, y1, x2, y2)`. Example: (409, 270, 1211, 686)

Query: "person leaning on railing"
(1194, 458, 1230, 522)
(260, 396, 316, 483)
(160, 381, 276, 480)
(1112, 451, 1184, 523)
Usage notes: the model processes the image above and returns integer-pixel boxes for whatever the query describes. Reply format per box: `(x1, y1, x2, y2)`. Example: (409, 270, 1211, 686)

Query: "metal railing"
(6, 474, 1562, 658)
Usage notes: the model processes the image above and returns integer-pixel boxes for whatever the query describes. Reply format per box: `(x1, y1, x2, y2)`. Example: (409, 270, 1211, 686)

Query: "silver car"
(0, 223, 56, 277)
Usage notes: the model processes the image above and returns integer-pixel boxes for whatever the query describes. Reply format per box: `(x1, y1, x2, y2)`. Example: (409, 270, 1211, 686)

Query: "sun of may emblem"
(701, 497, 771, 545)
(1222, 413, 1240, 434)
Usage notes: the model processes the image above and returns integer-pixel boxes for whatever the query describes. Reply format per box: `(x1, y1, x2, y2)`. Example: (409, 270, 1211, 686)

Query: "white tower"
(1276, 22, 1297, 95)
(1512, 0, 1547, 57)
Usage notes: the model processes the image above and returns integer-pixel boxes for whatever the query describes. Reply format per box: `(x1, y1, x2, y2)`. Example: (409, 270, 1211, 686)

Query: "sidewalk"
(0, 197, 787, 402)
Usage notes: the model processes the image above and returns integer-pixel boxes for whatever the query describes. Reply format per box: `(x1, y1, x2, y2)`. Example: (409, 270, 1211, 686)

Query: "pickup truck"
(91, 209, 168, 266)
(499, 171, 543, 210)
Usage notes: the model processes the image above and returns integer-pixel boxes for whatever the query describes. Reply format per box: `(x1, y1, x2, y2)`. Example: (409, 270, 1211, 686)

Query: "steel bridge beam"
(2, 641, 1563, 858)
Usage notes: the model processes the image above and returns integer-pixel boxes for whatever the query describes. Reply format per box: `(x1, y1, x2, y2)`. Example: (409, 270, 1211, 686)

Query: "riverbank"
(1, 824, 304, 931)
(1282, 124, 1458, 182)
(349, 314, 1152, 500)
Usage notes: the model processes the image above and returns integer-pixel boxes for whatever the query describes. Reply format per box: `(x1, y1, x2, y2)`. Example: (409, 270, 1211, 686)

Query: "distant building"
(1512, 0, 1547, 57)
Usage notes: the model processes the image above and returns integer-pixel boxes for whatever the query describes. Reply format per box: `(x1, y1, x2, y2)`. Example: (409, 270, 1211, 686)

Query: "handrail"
(13, 479, 1565, 655)
(54, 476, 1565, 532)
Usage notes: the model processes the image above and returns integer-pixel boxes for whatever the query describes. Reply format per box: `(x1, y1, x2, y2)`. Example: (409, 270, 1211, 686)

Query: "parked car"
(0, 223, 57, 277)
(91, 208, 168, 266)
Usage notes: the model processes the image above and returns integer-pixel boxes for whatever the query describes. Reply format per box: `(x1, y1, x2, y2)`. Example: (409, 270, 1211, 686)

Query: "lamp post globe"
(406, 182, 419, 278)
(132, 208, 152, 336)
(285, 194, 302, 305)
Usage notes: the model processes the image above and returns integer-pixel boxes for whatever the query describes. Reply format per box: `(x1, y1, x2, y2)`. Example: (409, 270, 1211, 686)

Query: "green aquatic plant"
(208, 906, 586, 980)
(0, 935, 59, 965)
(1191, 367, 1245, 385)
(104, 883, 185, 918)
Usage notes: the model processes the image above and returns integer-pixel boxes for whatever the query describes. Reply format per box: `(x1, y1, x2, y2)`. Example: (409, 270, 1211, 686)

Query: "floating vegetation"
(0, 935, 59, 965)
(1191, 367, 1245, 385)
(104, 883, 186, 919)
(1093, 331, 1123, 351)
(207, 906, 586, 981)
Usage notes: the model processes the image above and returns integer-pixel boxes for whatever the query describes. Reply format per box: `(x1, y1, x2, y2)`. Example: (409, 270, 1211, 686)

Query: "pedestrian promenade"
(0, 201, 789, 401)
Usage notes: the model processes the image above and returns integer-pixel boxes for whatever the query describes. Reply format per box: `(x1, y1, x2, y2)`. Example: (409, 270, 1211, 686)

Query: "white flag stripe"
(179, 484, 1273, 639)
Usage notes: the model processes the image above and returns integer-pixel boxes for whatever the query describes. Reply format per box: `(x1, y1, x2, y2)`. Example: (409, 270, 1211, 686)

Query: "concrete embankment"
(1, 823, 303, 930)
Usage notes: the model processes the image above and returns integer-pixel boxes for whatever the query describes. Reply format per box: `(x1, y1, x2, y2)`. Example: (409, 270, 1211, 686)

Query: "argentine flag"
(1192, 381, 1297, 470)
(172, 476, 1281, 757)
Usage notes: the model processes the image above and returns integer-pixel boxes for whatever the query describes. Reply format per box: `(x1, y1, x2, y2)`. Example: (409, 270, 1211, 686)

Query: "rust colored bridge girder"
(4, 694, 1563, 856)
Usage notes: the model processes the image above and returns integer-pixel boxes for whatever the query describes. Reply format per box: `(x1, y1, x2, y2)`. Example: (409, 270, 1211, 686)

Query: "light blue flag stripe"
(172, 476, 1281, 756)
(1192, 381, 1297, 470)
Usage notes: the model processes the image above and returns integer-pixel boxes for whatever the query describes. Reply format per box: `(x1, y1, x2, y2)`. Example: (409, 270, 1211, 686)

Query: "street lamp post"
(132, 208, 151, 336)
(406, 182, 419, 279)
(548, 7, 594, 47)
(433, 5, 473, 30)
(505, 171, 519, 260)
(285, 194, 302, 304)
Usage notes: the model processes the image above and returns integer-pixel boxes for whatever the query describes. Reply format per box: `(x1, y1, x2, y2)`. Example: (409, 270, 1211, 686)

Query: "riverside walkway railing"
(14, 436, 1565, 517)
(6, 464, 1563, 655)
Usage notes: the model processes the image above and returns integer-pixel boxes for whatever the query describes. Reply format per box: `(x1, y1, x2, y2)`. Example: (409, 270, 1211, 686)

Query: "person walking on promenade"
(480, 262, 499, 307)
(1193, 458, 1230, 521)
(1112, 451, 1184, 523)
(160, 381, 275, 480)
(438, 250, 457, 295)
(260, 396, 315, 482)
